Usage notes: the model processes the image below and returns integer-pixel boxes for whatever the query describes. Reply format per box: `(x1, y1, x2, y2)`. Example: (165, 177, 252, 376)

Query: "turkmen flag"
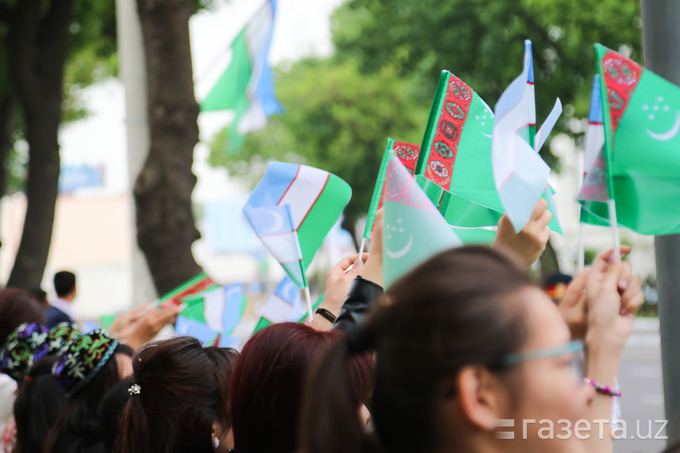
(175, 283, 247, 347)
(159, 273, 216, 309)
(416, 70, 502, 214)
(593, 44, 680, 235)
(244, 162, 352, 288)
(200, 0, 283, 150)
(363, 139, 420, 240)
(383, 153, 462, 288)
(252, 277, 323, 333)
(578, 75, 611, 227)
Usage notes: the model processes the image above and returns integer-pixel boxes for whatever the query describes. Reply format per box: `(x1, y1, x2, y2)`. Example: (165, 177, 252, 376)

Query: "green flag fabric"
(594, 44, 680, 235)
(383, 153, 462, 288)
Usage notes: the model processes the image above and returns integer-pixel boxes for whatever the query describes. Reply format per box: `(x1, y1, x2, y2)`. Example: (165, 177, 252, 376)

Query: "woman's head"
(229, 323, 349, 453)
(304, 246, 590, 453)
(45, 330, 133, 453)
(204, 346, 239, 450)
(115, 337, 227, 453)
(0, 322, 48, 383)
(0, 288, 45, 349)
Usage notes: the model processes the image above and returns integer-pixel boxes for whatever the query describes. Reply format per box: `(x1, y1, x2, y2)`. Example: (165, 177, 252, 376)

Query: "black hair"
(54, 271, 76, 297)
(302, 246, 533, 453)
(100, 377, 132, 453)
(0, 288, 45, 347)
(14, 356, 66, 453)
(45, 344, 133, 453)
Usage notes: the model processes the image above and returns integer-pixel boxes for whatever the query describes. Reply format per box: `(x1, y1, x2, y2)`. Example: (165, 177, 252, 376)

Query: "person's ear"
(455, 365, 513, 431)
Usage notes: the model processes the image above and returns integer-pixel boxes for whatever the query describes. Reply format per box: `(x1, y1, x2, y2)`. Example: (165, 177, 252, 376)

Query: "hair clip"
(128, 384, 141, 396)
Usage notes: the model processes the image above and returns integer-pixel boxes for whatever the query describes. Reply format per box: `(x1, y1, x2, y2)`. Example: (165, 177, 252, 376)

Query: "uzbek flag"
(243, 162, 352, 288)
(175, 283, 247, 348)
(578, 75, 611, 227)
(252, 276, 323, 333)
(200, 0, 283, 149)
(492, 40, 553, 232)
(383, 153, 462, 288)
(363, 139, 420, 241)
(159, 273, 216, 309)
(589, 44, 680, 235)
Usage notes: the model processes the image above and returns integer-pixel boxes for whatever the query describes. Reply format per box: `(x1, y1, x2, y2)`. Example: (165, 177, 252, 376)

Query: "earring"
(213, 436, 220, 449)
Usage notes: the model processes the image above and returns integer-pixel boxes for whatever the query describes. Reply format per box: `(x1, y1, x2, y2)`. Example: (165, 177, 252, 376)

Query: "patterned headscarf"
(33, 322, 82, 363)
(53, 329, 119, 398)
(0, 323, 49, 381)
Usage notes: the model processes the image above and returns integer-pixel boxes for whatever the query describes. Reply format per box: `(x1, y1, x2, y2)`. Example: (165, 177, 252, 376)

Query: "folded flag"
(383, 153, 462, 288)
(252, 277, 323, 333)
(589, 44, 680, 235)
(175, 283, 247, 348)
(492, 40, 552, 232)
(159, 273, 216, 309)
(578, 75, 611, 227)
(243, 162, 352, 288)
(200, 0, 283, 150)
(363, 139, 420, 241)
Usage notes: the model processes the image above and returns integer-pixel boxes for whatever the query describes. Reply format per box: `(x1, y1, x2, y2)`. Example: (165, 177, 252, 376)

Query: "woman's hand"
(492, 199, 552, 267)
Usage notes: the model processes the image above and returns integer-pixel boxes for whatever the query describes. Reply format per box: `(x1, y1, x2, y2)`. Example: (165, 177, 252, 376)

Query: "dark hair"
(26, 286, 49, 306)
(302, 246, 533, 453)
(0, 288, 45, 348)
(45, 345, 133, 453)
(229, 323, 370, 453)
(54, 271, 76, 297)
(204, 346, 239, 432)
(100, 377, 132, 453)
(115, 337, 225, 453)
(14, 356, 66, 453)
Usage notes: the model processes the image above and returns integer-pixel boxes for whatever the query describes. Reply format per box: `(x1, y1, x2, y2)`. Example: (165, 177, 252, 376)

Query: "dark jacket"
(332, 276, 383, 331)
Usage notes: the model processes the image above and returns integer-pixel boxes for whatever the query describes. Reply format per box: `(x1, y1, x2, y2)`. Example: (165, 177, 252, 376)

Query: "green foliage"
(332, 0, 642, 128)
(209, 58, 428, 228)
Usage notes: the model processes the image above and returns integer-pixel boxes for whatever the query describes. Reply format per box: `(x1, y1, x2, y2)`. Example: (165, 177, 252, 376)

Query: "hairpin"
(128, 384, 141, 396)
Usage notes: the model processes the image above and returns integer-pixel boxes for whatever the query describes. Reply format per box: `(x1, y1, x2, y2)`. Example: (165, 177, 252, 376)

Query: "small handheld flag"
(383, 153, 462, 288)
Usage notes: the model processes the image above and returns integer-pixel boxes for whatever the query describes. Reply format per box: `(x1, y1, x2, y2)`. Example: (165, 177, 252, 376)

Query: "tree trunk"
(134, 0, 202, 294)
(0, 94, 16, 197)
(6, 0, 72, 288)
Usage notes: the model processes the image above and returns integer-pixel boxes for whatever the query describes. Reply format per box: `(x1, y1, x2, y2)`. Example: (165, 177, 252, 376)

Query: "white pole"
(578, 218, 585, 272)
(304, 286, 313, 322)
(608, 199, 621, 257)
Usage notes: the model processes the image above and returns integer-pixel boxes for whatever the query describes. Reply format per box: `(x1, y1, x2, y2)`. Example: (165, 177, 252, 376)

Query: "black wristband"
(315, 308, 337, 323)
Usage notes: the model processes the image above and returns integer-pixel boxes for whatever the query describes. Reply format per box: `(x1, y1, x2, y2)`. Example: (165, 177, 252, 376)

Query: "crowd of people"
(0, 203, 675, 453)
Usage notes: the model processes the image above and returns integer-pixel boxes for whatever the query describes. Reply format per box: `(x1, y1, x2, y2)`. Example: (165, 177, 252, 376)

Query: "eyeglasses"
(499, 340, 585, 382)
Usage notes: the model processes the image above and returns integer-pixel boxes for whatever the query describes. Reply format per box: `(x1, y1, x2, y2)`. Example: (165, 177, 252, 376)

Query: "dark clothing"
(46, 306, 74, 329)
(332, 276, 383, 331)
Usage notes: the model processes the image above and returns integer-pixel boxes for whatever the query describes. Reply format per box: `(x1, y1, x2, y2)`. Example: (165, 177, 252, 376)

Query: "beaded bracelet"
(584, 378, 622, 397)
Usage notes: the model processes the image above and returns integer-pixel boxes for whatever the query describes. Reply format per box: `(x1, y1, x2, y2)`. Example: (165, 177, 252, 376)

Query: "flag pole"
(577, 209, 585, 272)
(304, 286, 313, 322)
(608, 199, 621, 257)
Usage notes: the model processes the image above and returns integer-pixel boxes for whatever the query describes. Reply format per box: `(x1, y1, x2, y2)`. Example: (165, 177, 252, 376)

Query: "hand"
(360, 209, 384, 286)
(560, 246, 633, 340)
(122, 305, 183, 350)
(492, 199, 551, 267)
(585, 247, 642, 351)
(310, 253, 369, 331)
(108, 304, 151, 337)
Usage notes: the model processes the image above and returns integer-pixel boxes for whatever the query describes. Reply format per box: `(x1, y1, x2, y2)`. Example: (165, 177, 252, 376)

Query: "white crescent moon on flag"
(647, 111, 680, 141)
(282, 281, 298, 303)
(264, 210, 284, 234)
(223, 286, 239, 301)
(482, 133, 493, 139)
(385, 234, 414, 259)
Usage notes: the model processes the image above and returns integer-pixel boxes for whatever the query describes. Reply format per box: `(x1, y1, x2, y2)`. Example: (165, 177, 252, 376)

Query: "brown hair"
(302, 246, 533, 453)
(115, 337, 224, 453)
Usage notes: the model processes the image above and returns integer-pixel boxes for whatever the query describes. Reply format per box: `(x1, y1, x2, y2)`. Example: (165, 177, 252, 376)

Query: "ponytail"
(302, 326, 379, 453)
(115, 386, 150, 453)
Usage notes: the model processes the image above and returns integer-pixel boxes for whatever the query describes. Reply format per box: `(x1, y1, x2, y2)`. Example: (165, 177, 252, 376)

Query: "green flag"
(594, 44, 680, 235)
(383, 153, 462, 288)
